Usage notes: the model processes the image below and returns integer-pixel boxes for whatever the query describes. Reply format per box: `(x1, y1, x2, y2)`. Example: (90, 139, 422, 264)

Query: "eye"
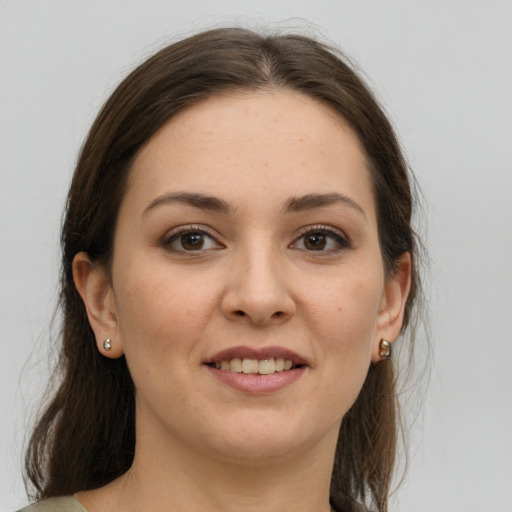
(292, 226, 350, 253)
(163, 228, 222, 253)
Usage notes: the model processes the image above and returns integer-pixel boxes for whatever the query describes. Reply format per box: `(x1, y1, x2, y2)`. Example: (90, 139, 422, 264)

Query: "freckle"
(264, 162, 269, 167)
(299, 138, 304, 142)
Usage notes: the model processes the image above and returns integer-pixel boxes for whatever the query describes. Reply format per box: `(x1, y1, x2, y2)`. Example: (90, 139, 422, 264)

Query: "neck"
(78, 417, 340, 512)
(129, 457, 333, 512)
(76, 406, 339, 512)
(126, 437, 335, 512)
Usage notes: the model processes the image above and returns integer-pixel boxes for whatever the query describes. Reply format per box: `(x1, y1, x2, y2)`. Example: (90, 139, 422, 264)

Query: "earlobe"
(371, 252, 412, 362)
(72, 252, 124, 358)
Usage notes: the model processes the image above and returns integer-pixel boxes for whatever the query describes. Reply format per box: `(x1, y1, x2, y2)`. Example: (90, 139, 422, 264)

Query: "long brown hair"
(25, 27, 423, 512)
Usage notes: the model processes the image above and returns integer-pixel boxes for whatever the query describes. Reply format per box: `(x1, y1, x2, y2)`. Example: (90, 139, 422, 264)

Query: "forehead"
(127, 90, 375, 219)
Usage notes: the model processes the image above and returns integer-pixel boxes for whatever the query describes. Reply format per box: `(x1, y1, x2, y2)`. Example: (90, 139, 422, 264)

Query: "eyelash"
(161, 224, 351, 254)
(162, 225, 222, 253)
(291, 225, 351, 253)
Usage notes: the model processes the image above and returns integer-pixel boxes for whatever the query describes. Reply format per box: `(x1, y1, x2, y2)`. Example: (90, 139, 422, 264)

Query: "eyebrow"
(143, 192, 233, 216)
(143, 191, 366, 220)
(283, 193, 367, 219)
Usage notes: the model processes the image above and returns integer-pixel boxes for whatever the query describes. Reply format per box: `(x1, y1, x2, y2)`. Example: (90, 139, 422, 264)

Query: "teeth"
(213, 357, 296, 374)
(230, 357, 242, 372)
(242, 358, 259, 374)
(258, 358, 275, 375)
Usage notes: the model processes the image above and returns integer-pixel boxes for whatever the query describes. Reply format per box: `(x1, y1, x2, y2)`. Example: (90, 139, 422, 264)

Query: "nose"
(221, 242, 295, 326)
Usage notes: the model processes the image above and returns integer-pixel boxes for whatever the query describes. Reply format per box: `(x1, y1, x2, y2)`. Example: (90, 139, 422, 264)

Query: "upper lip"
(205, 346, 309, 366)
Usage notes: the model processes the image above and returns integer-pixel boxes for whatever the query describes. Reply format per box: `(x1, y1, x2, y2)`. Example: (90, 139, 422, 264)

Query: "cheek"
(112, 257, 222, 355)
(307, 276, 382, 414)
(298, 267, 384, 385)
(304, 270, 383, 336)
(111, 267, 216, 406)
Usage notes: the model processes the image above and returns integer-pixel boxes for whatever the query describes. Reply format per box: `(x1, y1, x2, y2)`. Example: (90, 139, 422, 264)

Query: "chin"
(202, 411, 340, 464)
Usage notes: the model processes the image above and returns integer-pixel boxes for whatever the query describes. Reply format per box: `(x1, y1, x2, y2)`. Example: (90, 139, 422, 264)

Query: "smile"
(210, 357, 296, 375)
(204, 346, 308, 393)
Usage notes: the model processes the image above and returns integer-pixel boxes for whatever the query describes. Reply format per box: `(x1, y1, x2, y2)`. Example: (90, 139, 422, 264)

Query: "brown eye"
(180, 233, 205, 250)
(292, 227, 350, 253)
(164, 229, 222, 253)
(303, 233, 327, 251)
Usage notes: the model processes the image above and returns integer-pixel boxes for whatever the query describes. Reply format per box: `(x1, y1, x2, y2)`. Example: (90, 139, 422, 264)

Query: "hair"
(25, 27, 423, 512)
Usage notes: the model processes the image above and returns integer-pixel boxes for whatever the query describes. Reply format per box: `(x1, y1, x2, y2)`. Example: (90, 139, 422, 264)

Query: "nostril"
(272, 311, 283, 318)
(235, 310, 245, 316)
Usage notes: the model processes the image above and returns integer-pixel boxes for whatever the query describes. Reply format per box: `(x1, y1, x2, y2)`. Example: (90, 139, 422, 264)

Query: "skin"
(73, 90, 410, 512)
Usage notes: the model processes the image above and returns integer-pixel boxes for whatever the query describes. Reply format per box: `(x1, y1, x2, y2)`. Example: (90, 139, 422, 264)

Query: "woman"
(20, 27, 421, 512)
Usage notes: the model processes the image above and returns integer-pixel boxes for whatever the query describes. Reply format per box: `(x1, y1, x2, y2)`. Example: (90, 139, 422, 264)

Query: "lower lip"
(205, 365, 306, 394)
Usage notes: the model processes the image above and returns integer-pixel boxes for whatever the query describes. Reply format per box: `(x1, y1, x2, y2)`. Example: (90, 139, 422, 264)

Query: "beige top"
(17, 495, 368, 512)
(17, 496, 87, 512)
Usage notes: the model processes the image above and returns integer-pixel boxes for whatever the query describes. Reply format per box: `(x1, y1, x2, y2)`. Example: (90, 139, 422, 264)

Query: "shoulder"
(16, 496, 88, 512)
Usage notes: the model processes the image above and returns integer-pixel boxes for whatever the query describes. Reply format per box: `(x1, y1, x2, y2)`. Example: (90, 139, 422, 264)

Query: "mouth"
(207, 357, 301, 375)
(203, 346, 309, 386)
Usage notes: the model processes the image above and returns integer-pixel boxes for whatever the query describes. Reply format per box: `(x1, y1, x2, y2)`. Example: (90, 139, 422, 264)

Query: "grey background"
(1, 1, 511, 511)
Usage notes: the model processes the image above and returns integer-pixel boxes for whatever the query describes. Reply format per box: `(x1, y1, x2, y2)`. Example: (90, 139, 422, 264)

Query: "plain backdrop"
(1, 1, 511, 511)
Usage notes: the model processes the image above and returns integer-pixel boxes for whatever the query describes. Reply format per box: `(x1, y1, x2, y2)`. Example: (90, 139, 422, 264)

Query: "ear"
(371, 252, 412, 362)
(73, 252, 124, 358)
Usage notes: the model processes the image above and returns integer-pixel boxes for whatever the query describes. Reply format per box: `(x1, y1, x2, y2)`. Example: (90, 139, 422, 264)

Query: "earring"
(103, 338, 112, 351)
(379, 339, 391, 359)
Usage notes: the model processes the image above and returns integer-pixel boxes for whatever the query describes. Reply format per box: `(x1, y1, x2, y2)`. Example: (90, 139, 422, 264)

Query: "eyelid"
(160, 223, 350, 254)
(162, 224, 224, 251)
(291, 224, 351, 251)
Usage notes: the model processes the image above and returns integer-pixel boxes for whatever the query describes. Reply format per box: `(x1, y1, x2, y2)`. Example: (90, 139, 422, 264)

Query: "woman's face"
(91, 91, 408, 463)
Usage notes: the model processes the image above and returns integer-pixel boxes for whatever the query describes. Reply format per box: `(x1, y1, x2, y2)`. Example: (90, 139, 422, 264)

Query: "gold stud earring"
(379, 339, 391, 359)
(103, 338, 112, 351)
